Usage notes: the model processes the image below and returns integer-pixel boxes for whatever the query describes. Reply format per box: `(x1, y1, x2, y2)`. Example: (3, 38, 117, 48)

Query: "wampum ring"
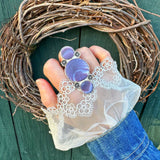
(60, 46, 93, 94)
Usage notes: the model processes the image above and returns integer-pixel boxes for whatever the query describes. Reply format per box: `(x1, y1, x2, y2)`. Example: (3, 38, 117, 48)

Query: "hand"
(36, 45, 141, 151)
(36, 45, 111, 108)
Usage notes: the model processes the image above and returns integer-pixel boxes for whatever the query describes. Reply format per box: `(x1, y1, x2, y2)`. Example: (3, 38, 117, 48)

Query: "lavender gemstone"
(60, 46, 74, 60)
(81, 81, 93, 94)
(65, 59, 89, 82)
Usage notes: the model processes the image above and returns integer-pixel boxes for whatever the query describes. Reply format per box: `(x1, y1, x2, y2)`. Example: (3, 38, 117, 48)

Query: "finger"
(43, 58, 68, 91)
(76, 47, 99, 72)
(89, 45, 112, 62)
(36, 78, 57, 108)
(58, 46, 99, 73)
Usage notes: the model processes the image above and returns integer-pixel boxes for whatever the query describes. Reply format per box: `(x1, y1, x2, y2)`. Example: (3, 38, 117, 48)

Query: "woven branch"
(0, 0, 160, 121)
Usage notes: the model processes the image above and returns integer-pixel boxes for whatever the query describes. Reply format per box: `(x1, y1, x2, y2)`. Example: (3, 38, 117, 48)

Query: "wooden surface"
(0, 0, 160, 159)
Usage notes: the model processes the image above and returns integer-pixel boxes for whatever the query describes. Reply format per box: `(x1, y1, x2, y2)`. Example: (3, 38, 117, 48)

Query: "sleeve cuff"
(87, 110, 151, 159)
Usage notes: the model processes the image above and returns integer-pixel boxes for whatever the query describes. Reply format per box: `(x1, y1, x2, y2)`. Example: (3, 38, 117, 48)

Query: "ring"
(60, 46, 93, 94)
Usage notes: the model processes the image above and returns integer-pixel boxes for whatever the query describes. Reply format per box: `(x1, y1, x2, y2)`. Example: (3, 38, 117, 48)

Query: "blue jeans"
(87, 110, 160, 160)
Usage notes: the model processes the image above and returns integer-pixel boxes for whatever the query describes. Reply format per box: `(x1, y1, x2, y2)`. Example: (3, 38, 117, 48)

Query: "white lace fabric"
(41, 57, 141, 151)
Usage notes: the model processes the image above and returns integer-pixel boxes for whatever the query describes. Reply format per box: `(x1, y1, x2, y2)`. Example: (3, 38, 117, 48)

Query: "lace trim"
(47, 57, 122, 118)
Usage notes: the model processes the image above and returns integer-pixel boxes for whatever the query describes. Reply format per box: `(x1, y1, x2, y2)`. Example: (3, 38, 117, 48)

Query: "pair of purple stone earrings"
(60, 46, 93, 94)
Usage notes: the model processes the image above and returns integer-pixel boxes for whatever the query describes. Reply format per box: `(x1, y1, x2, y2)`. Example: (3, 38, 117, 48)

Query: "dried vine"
(0, 0, 160, 121)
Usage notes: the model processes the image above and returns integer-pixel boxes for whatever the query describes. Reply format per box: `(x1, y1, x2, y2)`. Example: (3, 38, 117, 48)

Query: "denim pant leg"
(87, 110, 160, 160)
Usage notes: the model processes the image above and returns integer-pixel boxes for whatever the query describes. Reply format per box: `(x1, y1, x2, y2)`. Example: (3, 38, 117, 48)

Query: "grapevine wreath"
(0, 0, 160, 121)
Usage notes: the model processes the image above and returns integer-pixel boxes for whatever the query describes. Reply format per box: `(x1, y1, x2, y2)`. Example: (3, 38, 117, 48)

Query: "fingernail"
(36, 79, 41, 86)
(36, 79, 45, 91)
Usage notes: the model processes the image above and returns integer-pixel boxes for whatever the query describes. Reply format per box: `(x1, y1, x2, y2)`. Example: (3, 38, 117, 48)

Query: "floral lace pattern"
(47, 57, 122, 118)
(42, 56, 141, 151)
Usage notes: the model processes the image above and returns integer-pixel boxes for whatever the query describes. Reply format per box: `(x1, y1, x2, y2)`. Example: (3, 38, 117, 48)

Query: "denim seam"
(123, 134, 146, 160)
(132, 138, 150, 160)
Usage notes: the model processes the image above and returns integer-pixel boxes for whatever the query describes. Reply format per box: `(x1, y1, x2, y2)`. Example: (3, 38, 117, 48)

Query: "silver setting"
(75, 82, 80, 88)
(88, 74, 93, 80)
(61, 60, 67, 66)
(75, 51, 80, 57)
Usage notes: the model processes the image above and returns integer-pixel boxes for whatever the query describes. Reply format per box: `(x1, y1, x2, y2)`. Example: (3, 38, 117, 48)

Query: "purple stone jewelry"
(60, 46, 93, 94)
